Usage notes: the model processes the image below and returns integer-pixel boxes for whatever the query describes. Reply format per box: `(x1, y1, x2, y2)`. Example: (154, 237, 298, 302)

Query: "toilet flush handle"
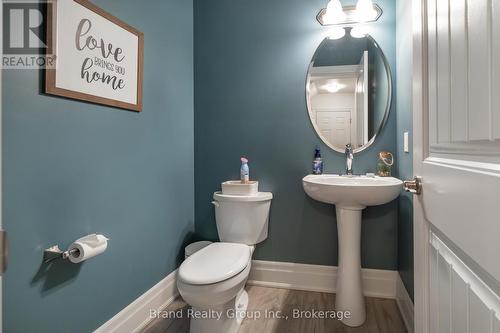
(211, 201, 220, 207)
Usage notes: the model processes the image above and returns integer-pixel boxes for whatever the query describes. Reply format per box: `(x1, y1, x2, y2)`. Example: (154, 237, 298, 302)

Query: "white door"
(412, 0, 500, 332)
(0, 1, 4, 331)
(316, 110, 351, 147)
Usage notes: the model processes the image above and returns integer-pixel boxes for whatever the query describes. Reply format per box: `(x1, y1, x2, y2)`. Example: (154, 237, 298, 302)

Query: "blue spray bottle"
(240, 157, 250, 183)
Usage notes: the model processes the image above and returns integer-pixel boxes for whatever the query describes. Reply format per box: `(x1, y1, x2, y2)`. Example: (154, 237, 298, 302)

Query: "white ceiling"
(311, 76, 357, 94)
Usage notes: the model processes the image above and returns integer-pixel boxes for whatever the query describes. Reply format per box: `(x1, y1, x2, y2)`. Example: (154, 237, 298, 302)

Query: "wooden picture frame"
(45, 0, 144, 112)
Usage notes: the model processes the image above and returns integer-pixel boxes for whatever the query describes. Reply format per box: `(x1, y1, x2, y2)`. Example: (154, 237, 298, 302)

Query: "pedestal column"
(335, 206, 366, 327)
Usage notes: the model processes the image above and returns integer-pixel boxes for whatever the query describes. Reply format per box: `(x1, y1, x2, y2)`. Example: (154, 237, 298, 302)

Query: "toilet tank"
(212, 192, 273, 245)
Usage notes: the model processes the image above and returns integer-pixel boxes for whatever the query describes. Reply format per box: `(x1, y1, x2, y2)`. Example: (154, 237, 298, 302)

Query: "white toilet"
(177, 191, 273, 333)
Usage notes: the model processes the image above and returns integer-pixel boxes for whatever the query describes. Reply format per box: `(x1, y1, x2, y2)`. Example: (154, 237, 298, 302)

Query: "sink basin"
(302, 174, 403, 208)
(302, 174, 402, 327)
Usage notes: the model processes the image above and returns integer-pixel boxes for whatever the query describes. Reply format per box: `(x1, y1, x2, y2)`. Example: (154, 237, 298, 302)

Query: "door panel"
(494, 0, 500, 140)
(467, 0, 491, 141)
(437, 252, 451, 333)
(429, 234, 500, 333)
(451, 269, 468, 333)
(423, 0, 500, 281)
(0, 1, 3, 330)
(428, 0, 500, 148)
(422, 159, 500, 280)
(416, 0, 500, 331)
(449, 0, 468, 142)
(470, 291, 492, 333)
(316, 110, 351, 147)
(436, 0, 450, 144)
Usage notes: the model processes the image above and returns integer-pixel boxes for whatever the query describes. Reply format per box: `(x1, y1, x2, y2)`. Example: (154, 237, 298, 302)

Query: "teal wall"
(2, 0, 194, 332)
(396, 0, 414, 300)
(194, 0, 398, 268)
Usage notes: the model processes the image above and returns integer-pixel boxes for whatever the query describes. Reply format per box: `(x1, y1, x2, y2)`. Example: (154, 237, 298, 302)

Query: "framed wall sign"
(46, 0, 144, 112)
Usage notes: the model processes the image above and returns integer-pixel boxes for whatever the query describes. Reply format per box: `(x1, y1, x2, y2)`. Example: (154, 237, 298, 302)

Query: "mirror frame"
(305, 34, 393, 154)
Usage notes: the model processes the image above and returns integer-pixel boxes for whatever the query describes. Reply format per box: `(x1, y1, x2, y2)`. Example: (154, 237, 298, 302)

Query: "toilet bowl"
(177, 190, 272, 333)
(177, 242, 254, 333)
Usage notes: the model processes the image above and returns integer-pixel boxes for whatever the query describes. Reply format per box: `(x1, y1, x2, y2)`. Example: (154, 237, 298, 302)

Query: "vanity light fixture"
(322, 0, 346, 25)
(316, 0, 382, 26)
(355, 0, 378, 22)
(350, 26, 369, 38)
(328, 27, 346, 40)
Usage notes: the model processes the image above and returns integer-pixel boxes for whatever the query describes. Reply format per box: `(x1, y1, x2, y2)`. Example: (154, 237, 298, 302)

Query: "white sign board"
(46, 0, 143, 111)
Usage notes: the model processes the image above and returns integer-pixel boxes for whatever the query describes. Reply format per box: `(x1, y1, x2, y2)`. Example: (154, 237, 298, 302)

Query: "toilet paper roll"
(68, 234, 109, 264)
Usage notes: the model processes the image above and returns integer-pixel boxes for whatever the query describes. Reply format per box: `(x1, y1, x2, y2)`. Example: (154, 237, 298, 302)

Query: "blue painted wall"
(194, 0, 398, 268)
(396, 0, 414, 300)
(2, 0, 194, 331)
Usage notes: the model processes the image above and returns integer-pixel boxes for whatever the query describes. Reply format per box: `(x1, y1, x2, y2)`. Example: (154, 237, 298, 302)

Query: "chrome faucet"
(345, 144, 353, 175)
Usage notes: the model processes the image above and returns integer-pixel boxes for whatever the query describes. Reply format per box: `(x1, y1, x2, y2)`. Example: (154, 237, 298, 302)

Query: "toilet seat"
(178, 242, 251, 285)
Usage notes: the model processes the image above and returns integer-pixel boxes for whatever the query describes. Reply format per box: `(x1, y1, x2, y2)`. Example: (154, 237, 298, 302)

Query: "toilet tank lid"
(179, 243, 251, 285)
(213, 191, 273, 202)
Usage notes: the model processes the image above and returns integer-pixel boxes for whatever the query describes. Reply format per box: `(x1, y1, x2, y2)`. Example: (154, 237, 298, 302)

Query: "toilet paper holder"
(43, 234, 109, 264)
(43, 245, 80, 264)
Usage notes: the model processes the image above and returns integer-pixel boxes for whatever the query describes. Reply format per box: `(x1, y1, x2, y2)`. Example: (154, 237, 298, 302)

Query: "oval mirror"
(306, 33, 392, 153)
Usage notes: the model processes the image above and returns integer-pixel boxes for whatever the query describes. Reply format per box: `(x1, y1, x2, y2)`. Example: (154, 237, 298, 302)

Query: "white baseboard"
(396, 275, 414, 333)
(95, 260, 403, 332)
(93, 269, 179, 333)
(247, 260, 399, 299)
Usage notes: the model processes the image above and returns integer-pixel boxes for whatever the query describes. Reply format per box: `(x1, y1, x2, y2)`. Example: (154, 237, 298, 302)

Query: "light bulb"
(355, 0, 377, 22)
(323, 80, 346, 93)
(350, 26, 369, 38)
(323, 0, 346, 24)
(328, 27, 346, 40)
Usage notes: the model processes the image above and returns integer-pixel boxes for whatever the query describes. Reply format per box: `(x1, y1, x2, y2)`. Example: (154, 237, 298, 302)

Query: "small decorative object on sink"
(377, 151, 394, 177)
(312, 148, 324, 175)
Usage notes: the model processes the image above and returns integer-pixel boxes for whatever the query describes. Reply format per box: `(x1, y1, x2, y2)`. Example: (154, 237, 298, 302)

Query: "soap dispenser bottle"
(312, 148, 323, 175)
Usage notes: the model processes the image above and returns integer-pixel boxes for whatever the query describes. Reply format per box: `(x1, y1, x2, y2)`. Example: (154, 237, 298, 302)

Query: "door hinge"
(0, 230, 8, 275)
(404, 176, 422, 195)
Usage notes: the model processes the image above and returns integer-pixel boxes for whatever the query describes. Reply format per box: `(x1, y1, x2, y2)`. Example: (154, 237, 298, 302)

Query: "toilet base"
(189, 288, 249, 333)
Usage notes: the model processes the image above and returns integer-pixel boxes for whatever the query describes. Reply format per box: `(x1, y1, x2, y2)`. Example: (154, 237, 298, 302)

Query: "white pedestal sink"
(302, 174, 402, 327)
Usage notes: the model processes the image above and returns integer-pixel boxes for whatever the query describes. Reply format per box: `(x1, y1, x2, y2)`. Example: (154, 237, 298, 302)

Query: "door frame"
(412, 0, 430, 332)
(0, 0, 3, 329)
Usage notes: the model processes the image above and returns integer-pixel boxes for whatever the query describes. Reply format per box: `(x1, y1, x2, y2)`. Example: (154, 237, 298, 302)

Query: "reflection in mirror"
(306, 33, 392, 153)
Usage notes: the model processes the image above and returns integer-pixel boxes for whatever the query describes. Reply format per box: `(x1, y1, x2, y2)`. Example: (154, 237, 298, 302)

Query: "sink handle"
(403, 177, 422, 195)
